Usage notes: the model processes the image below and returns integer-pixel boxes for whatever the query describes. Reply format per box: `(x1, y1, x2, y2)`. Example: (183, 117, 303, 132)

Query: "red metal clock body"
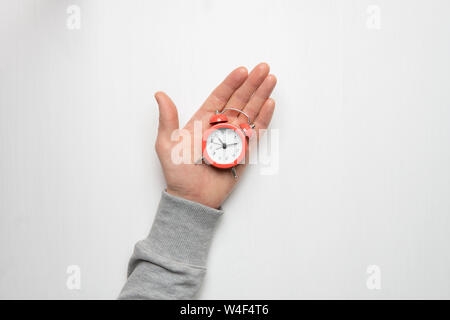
(202, 109, 254, 171)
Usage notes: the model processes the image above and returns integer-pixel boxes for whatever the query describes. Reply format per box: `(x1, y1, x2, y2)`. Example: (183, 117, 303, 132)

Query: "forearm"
(118, 191, 223, 300)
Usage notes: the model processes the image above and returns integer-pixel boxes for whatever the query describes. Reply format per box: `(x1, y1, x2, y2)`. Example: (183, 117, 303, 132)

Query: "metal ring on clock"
(217, 108, 253, 125)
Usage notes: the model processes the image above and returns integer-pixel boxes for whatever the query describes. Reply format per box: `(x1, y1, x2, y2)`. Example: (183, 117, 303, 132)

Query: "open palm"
(154, 63, 277, 208)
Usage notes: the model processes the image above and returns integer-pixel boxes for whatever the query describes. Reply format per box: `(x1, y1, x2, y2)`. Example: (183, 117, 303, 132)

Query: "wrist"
(166, 188, 222, 209)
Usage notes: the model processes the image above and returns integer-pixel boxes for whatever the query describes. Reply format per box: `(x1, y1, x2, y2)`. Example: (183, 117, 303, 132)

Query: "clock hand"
(216, 137, 228, 149)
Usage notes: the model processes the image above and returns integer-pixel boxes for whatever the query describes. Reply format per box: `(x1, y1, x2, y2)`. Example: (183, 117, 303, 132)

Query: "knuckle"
(155, 139, 167, 153)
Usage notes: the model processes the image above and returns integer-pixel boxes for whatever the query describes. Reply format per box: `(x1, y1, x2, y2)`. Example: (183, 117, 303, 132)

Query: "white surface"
(1, 0, 450, 299)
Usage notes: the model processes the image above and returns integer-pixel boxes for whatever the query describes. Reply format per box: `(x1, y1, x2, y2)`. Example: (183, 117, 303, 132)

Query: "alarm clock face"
(203, 124, 246, 168)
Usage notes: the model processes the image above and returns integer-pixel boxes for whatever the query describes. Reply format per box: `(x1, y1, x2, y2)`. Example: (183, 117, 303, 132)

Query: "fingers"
(200, 66, 248, 113)
(253, 98, 276, 138)
(238, 74, 277, 123)
(155, 91, 179, 142)
(234, 98, 275, 176)
(224, 63, 270, 118)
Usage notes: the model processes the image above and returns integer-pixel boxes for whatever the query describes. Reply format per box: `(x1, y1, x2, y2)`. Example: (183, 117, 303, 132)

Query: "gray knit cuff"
(146, 191, 223, 267)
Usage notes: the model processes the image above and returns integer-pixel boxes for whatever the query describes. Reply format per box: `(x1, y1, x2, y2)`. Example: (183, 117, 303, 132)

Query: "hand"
(154, 63, 277, 208)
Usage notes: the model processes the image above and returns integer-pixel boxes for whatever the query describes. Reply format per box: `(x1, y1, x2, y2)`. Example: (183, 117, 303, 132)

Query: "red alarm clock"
(202, 108, 254, 178)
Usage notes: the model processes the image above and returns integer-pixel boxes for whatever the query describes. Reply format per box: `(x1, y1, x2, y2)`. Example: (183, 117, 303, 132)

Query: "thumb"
(154, 91, 179, 141)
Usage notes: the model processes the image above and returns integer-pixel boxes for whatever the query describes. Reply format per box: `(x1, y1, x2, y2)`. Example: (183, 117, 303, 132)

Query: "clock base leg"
(194, 156, 204, 165)
(231, 167, 238, 179)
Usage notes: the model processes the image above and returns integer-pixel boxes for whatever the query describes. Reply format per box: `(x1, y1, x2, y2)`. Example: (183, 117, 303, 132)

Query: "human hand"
(154, 63, 277, 209)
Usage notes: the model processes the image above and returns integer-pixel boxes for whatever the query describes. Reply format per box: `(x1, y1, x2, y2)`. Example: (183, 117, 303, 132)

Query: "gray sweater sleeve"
(118, 191, 223, 300)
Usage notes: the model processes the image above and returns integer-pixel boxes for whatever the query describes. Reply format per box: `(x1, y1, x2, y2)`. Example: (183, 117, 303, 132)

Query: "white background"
(1, 0, 450, 299)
